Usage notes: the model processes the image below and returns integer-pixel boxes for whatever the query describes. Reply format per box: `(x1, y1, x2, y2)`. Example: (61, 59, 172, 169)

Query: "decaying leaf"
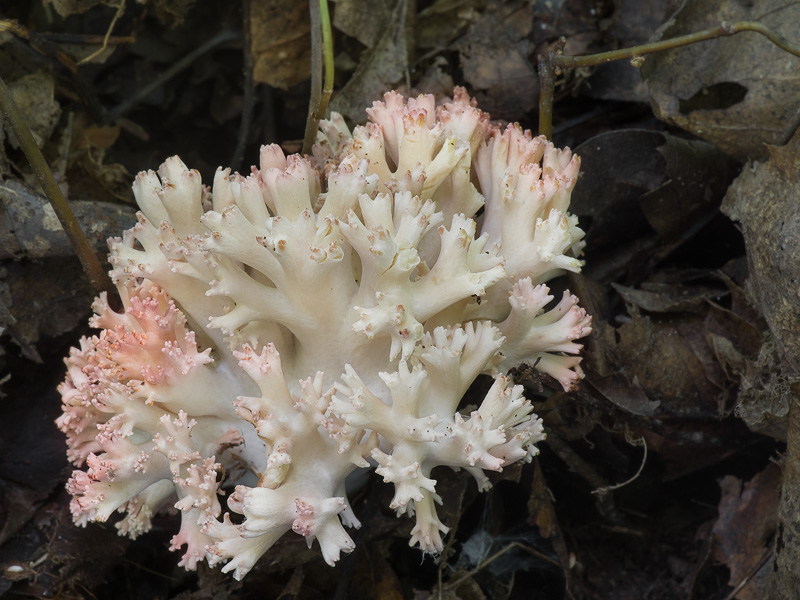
(643, 0, 800, 160)
(573, 129, 729, 281)
(722, 123, 800, 600)
(3, 72, 61, 149)
(611, 308, 727, 417)
(455, 2, 538, 119)
(151, 0, 198, 27)
(416, 0, 481, 50)
(722, 130, 800, 376)
(639, 135, 728, 243)
(44, 0, 107, 17)
(584, 0, 670, 102)
(329, 0, 408, 123)
(332, 0, 397, 48)
(736, 334, 790, 441)
(712, 464, 780, 600)
(251, 1, 311, 89)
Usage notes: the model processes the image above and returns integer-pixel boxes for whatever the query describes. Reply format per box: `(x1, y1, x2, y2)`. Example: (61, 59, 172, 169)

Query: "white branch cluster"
(58, 88, 591, 579)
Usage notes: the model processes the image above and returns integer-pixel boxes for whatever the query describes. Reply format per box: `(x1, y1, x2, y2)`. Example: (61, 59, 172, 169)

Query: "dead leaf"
(712, 464, 780, 600)
(611, 309, 727, 417)
(416, 0, 481, 50)
(722, 129, 800, 376)
(584, 0, 670, 102)
(643, 0, 800, 160)
(613, 281, 726, 314)
(333, 0, 396, 48)
(3, 72, 61, 149)
(456, 2, 538, 120)
(527, 459, 558, 538)
(329, 0, 408, 123)
(573, 130, 729, 281)
(251, 1, 311, 89)
(588, 371, 661, 416)
(151, 0, 198, 27)
(45, 0, 106, 17)
(736, 334, 790, 441)
(572, 129, 669, 255)
(639, 135, 729, 243)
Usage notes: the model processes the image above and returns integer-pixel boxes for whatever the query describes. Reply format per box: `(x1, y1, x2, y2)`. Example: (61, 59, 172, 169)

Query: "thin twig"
(437, 541, 561, 594)
(545, 426, 622, 521)
(77, 0, 126, 65)
(723, 547, 773, 600)
(230, 0, 255, 171)
(591, 435, 647, 496)
(39, 33, 135, 45)
(302, 0, 333, 155)
(538, 20, 800, 139)
(107, 28, 239, 122)
(0, 19, 80, 75)
(555, 21, 800, 69)
(0, 19, 105, 119)
(0, 75, 113, 297)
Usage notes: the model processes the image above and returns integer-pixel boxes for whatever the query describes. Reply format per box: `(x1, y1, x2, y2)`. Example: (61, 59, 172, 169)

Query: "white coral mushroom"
(58, 88, 591, 580)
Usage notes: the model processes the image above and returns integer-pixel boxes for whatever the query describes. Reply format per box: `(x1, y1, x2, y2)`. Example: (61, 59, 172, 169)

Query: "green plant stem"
(319, 0, 334, 121)
(303, 0, 334, 155)
(538, 20, 800, 140)
(0, 75, 113, 297)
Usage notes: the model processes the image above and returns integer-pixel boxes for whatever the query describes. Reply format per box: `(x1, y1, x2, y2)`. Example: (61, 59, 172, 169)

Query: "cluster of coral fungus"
(58, 89, 591, 579)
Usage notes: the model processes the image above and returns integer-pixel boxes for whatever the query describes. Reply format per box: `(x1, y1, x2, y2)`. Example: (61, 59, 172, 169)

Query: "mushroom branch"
(58, 89, 591, 579)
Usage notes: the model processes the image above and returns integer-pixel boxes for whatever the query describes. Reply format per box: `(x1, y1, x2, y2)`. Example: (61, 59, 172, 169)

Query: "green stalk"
(303, 0, 334, 155)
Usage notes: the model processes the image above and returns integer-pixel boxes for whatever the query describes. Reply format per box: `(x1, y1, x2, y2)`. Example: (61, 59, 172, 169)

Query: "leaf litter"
(0, 0, 798, 598)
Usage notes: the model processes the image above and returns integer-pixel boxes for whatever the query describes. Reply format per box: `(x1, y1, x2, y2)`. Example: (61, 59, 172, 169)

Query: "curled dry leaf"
(642, 0, 800, 160)
(712, 464, 780, 600)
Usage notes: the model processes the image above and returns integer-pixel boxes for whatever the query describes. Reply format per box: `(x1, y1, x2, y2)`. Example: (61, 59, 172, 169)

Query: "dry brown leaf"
(722, 126, 800, 600)
(456, 2, 537, 120)
(527, 459, 558, 538)
(722, 129, 800, 376)
(151, 0, 198, 27)
(3, 72, 61, 149)
(332, 0, 396, 48)
(712, 464, 780, 600)
(329, 0, 408, 123)
(45, 0, 106, 17)
(584, 0, 670, 102)
(611, 309, 727, 417)
(416, 0, 482, 50)
(251, 1, 311, 89)
(639, 135, 728, 243)
(573, 130, 728, 280)
(643, 0, 800, 160)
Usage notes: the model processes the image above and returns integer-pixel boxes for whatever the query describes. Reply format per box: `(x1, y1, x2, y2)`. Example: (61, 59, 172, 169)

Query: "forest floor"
(1, 0, 799, 598)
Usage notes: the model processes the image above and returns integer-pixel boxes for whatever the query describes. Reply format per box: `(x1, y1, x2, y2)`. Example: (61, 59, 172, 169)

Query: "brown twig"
(435, 541, 561, 596)
(77, 0, 126, 65)
(230, 0, 255, 171)
(538, 21, 800, 140)
(0, 19, 105, 119)
(107, 28, 239, 122)
(0, 75, 113, 297)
